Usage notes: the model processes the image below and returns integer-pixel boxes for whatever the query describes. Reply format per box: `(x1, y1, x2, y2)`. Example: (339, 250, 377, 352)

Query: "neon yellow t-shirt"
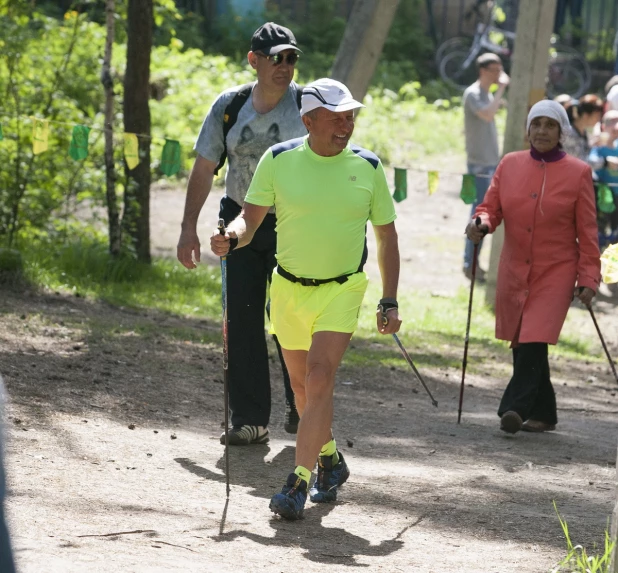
(245, 136, 396, 279)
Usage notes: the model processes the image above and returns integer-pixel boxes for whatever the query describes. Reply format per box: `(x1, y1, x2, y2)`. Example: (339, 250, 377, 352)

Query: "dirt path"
(1, 169, 617, 573)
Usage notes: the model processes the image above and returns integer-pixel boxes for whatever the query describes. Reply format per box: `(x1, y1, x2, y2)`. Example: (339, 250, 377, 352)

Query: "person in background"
(0, 376, 16, 573)
(177, 22, 306, 445)
(462, 53, 509, 283)
(466, 100, 600, 435)
(589, 110, 618, 248)
(563, 94, 604, 161)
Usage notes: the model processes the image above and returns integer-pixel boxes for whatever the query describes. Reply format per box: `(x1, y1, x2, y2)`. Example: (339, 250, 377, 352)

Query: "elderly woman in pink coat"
(466, 100, 601, 435)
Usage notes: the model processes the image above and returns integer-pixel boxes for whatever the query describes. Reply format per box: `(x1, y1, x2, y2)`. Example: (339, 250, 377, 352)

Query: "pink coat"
(475, 151, 601, 344)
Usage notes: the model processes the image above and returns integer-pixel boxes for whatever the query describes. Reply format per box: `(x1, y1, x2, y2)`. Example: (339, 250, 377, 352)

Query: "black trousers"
(219, 196, 294, 427)
(498, 343, 558, 425)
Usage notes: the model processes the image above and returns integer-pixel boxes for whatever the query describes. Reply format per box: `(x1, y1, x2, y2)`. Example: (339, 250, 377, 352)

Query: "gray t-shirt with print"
(194, 81, 307, 209)
(463, 81, 500, 166)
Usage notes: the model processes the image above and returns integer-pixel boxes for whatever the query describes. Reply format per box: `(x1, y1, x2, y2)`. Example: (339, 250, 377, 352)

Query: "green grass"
(14, 240, 601, 374)
(23, 239, 222, 318)
(552, 501, 615, 573)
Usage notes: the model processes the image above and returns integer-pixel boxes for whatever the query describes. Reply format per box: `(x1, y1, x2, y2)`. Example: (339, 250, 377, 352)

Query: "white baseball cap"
(300, 78, 365, 116)
(607, 84, 618, 110)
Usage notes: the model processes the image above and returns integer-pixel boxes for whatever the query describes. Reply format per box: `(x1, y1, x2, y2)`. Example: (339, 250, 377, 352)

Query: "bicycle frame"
(461, 4, 513, 70)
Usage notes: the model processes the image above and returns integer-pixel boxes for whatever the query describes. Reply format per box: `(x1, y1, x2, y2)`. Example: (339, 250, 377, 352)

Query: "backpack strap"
(214, 82, 304, 176)
(214, 82, 255, 176)
(295, 84, 304, 110)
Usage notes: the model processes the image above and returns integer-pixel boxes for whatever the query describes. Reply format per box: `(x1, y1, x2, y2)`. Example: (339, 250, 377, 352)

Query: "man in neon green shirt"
(211, 78, 402, 520)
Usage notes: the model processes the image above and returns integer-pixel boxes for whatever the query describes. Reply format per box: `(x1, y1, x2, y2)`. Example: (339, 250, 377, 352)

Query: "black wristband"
(228, 236, 239, 254)
(377, 299, 398, 313)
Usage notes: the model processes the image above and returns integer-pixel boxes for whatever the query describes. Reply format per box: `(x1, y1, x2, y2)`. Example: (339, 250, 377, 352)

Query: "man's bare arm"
(177, 155, 218, 269)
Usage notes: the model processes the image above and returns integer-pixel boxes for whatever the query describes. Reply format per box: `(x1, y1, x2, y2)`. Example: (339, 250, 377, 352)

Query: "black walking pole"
(586, 303, 618, 385)
(380, 311, 438, 407)
(392, 333, 439, 407)
(458, 217, 483, 424)
(218, 218, 231, 498)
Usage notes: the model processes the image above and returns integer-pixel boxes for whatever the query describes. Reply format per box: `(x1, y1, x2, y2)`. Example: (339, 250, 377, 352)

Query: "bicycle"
(436, 0, 591, 98)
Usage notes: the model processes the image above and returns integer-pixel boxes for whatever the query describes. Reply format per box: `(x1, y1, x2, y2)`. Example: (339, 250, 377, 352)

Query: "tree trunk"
(123, 0, 153, 263)
(484, 0, 557, 308)
(102, 0, 121, 256)
(330, 0, 401, 102)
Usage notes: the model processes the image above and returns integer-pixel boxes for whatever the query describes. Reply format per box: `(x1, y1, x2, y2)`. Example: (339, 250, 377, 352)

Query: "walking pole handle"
(218, 218, 225, 236)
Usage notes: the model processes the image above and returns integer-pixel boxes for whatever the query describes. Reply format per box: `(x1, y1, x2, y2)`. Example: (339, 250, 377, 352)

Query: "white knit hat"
(526, 99, 571, 144)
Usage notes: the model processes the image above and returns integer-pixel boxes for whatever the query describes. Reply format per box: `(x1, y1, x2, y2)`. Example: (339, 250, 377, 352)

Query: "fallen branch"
(77, 529, 155, 538)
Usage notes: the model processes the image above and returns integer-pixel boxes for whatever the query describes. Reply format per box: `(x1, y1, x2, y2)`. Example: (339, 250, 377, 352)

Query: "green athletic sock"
(320, 439, 339, 465)
(294, 465, 312, 484)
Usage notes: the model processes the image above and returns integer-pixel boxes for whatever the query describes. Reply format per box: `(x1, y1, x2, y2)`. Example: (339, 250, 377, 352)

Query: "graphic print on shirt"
(232, 124, 281, 192)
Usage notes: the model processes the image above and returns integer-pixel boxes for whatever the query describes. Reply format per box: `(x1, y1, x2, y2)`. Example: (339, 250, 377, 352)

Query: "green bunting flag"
(597, 183, 616, 214)
(0, 124, 3, 141)
(428, 171, 439, 196)
(392, 167, 407, 202)
(69, 125, 90, 161)
(160, 139, 181, 176)
(460, 174, 477, 205)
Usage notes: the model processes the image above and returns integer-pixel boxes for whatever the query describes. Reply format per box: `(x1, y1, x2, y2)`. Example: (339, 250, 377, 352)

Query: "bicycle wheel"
(439, 50, 478, 90)
(546, 50, 591, 98)
(435, 37, 473, 67)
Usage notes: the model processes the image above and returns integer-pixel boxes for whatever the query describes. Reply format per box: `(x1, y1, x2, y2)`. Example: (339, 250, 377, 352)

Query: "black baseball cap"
(250, 22, 302, 55)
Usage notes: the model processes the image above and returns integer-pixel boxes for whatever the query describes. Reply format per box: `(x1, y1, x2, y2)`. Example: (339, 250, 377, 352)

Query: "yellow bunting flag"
(124, 133, 140, 170)
(600, 243, 618, 284)
(428, 171, 439, 195)
(32, 118, 49, 155)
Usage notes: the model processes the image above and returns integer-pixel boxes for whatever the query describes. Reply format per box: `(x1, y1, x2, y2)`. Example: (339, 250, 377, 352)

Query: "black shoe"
(220, 425, 269, 446)
(500, 411, 523, 434)
(269, 473, 307, 520)
(284, 401, 299, 434)
(309, 451, 350, 503)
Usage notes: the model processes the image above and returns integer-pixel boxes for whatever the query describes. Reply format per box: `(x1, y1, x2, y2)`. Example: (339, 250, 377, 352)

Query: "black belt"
(277, 265, 357, 287)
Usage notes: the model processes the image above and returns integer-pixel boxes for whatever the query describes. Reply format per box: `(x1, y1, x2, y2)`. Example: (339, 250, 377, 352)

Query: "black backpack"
(214, 82, 304, 175)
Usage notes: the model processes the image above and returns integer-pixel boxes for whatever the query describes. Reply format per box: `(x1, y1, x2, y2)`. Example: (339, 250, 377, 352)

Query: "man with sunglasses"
(211, 78, 402, 520)
(177, 22, 306, 446)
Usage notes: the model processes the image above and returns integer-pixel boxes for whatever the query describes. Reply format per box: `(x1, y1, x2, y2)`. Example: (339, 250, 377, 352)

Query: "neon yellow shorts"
(269, 270, 369, 351)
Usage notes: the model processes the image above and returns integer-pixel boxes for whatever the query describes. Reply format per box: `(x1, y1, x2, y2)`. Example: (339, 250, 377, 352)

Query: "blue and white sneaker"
(269, 473, 307, 520)
(309, 451, 350, 503)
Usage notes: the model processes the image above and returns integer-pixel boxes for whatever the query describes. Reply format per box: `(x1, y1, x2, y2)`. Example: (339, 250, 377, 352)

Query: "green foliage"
(353, 82, 466, 164)
(0, 248, 23, 272)
(552, 501, 615, 573)
(0, 9, 108, 248)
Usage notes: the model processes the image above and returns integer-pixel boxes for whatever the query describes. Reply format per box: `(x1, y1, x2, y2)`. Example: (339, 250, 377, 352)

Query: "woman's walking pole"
(587, 304, 618, 385)
(458, 218, 483, 424)
(218, 218, 231, 497)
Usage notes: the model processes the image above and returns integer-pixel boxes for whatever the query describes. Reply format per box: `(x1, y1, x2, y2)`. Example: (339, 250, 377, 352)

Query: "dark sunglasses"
(255, 52, 300, 66)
